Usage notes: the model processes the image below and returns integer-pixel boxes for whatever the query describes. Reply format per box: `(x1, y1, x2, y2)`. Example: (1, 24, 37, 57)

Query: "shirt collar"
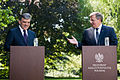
(19, 25, 28, 36)
(97, 24, 102, 30)
(19, 25, 24, 32)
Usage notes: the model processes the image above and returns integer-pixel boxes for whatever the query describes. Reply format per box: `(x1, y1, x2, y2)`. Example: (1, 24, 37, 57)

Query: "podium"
(82, 46, 117, 80)
(10, 46, 45, 80)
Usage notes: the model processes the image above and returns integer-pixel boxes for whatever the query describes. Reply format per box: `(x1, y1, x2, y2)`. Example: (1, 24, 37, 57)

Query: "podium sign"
(82, 46, 117, 80)
(10, 46, 45, 80)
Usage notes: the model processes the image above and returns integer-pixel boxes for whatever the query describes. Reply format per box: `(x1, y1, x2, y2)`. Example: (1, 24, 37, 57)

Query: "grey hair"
(89, 12, 103, 22)
(19, 13, 32, 20)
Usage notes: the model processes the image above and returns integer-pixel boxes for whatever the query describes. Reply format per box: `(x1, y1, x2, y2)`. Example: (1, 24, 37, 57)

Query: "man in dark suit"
(4, 13, 36, 51)
(67, 12, 118, 49)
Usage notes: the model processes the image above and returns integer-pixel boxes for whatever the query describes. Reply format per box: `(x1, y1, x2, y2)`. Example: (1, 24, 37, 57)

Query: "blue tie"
(23, 30, 27, 44)
(96, 28, 99, 44)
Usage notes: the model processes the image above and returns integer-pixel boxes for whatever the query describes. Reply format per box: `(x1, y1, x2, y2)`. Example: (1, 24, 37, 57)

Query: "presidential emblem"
(95, 53, 104, 63)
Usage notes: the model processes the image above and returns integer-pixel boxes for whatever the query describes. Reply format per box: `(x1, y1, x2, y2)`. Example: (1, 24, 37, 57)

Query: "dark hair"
(19, 13, 32, 20)
(89, 12, 103, 22)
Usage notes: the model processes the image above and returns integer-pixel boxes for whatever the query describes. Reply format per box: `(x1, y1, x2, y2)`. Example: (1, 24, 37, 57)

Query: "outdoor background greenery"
(0, 0, 120, 79)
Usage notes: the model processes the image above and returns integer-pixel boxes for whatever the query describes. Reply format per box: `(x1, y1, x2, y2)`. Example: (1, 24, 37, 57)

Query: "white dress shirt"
(19, 25, 28, 37)
(94, 24, 102, 43)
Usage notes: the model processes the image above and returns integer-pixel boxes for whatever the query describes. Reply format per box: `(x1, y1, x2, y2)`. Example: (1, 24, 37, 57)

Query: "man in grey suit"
(67, 12, 118, 49)
(4, 13, 36, 51)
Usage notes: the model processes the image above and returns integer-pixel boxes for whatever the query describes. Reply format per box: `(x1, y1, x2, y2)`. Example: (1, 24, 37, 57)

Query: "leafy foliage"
(0, 0, 120, 78)
(0, 0, 86, 78)
(0, 0, 16, 79)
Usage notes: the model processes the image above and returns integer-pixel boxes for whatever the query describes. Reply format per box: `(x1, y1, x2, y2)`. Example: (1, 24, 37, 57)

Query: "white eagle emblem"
(95, 53, 104, 63)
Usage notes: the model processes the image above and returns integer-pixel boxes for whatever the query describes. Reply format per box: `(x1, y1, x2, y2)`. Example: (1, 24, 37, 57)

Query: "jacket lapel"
(27, 30, 31, 45)
(16, 27, 27, 45)
(90, 27, 96, 45)
(98, 25, 105, 44)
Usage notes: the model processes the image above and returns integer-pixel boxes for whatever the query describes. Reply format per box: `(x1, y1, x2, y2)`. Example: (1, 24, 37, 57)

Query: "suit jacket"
(78, 25, 118, 49)
(4, 27, 36, 51)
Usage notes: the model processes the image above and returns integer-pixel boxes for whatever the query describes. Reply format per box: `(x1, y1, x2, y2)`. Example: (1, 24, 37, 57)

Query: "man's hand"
(67, 36, 78, 45)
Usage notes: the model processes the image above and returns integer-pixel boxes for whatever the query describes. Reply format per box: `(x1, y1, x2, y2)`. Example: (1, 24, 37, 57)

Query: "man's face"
(19, 18, 31, 30)
(90, 15, 101, 28)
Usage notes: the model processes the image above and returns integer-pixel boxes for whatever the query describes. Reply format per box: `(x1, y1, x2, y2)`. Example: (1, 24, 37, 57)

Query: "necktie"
(23, 30, 27, 43)
(96, 28, 99, 44)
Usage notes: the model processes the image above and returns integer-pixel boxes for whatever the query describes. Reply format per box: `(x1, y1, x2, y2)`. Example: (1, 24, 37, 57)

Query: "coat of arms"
(95, 53, 104, 63)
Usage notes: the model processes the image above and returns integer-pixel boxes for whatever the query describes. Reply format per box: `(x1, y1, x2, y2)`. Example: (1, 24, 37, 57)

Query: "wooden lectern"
(10, 46, 45, 80)
(82, 46, 117, 80)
